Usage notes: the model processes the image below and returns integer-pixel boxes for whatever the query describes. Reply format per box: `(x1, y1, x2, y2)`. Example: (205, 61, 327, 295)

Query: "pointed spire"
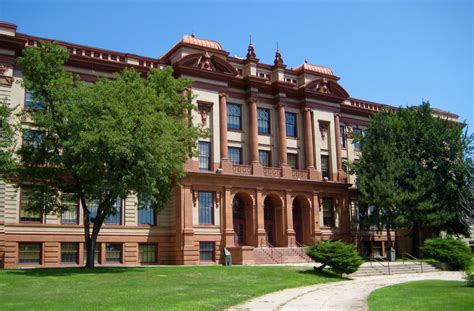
(274, 42, 284, 66)
(246, 35, 257, 60)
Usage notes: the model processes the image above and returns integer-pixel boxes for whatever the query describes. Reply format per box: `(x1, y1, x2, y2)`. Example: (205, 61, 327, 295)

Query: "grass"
(0, 266, 341, 310)
(368, 280, 474, 311)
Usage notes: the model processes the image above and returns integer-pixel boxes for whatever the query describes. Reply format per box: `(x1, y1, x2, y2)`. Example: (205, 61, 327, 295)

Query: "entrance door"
(232, 197, 245, 246)
(293, 205, 303, 244)
(264, 205, 275, 245)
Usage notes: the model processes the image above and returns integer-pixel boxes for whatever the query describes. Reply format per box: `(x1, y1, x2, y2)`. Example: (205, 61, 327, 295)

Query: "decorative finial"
(274, 43, 284, 66)
(191, 32, 195, 38)
(304, 58, 308, 64)
(246, 35, 257, 60)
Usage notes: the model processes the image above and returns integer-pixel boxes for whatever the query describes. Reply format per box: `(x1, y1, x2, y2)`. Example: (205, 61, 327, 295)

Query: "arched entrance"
(232, 192, 254, 246)
(263, 194, 284, 246)
(292, 195, 311, 245)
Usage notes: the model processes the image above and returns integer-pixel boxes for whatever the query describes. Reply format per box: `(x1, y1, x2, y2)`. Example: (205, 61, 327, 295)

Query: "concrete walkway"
(229, 272, 464, 311)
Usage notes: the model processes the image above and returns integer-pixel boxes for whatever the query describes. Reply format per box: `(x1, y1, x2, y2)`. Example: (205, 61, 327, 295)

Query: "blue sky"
(1, 0, 472, 131)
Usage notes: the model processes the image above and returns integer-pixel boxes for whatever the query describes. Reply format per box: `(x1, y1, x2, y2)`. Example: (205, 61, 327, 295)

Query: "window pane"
(61, 243, 79, 263)
(25, 90, 46, 110)
(139, 244, 157, 263)
(198, 141, 211, 171)
(340, 125, 346, 148)
(198, 191, 214, 225)
(19, 243, 41, 264)
(321, 155, 330, 179)
(106, 243, 122, 263)
(228, 147, 242, 165)
(20, 186, 42, 222)
(323, 198, 334, 227)
(259, 150, 271, 167)
(61, 193, 79, 224)
(22, 130, 43, 149)
(353, 128, 362, 150)
(257, 108, 270, 134)
(227, 103, 241, 130)
(287, 153, 298, 169)
(87, 200, 98, 223)
(285, 112, 297, 137)
(105, 197, 122, 225)
(199, 242, 214, 262)
(138, 193, 155, 225)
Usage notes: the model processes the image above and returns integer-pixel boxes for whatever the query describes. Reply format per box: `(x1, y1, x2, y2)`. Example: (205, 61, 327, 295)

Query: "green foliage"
(351, 102, 473, 255)
(420, 236, 472, 270)
(14, 41, 203, 267)
(306, 240, 363, 274)
(465, 271, 474, 287)
(0, 102, 15, 177)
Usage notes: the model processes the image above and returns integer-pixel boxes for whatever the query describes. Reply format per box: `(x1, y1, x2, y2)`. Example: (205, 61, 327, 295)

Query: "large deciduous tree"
(13, 42, 202, 268)
(351, 103, 473, 257)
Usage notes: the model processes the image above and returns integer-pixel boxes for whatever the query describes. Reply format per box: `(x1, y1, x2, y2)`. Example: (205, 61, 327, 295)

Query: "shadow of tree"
(5, 266, 146, 277)
(297, 268, 345, 279)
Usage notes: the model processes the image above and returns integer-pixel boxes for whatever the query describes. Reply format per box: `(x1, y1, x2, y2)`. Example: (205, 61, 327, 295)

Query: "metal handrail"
(370, 256, 390, 275)
(289, 238, 309, 261)
(261, 238, 283, 264)
(402, 252, 423, 273)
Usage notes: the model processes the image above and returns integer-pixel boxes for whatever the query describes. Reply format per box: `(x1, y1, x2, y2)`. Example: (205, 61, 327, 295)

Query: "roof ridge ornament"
(246, 35, 257, 60)
(274, 43, 284, 67)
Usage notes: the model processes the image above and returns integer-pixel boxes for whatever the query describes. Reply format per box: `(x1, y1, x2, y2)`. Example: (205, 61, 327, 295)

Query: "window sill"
(194, 225, 219, 228)
(227, 128, 243, 133)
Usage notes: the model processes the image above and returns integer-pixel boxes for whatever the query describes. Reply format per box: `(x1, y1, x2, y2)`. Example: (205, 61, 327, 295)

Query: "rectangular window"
(342, 158, 348, 173)
(105, 197, 122, 225)
(287, 153, 298, 169)
(61, 193, 79, 224)
(20, 186, 42, 223)
(22, 130, 43, 149)
(83, 243, 101, 264)
(106, 243, 122, 263)
(19, 243, 42, 264)
(227, 103, 241, 130)
(321, 155, 330, 180)
(285, 112, 297, 137)
(199, 242, 215, 262)
(259, 150, 271, 167)
(24, 90, 45, 110)
(322, 198, 335, 227)
(139, 244, 157, 264)
(228, 147, 242, 165)
(340, 125, 346, 148)
(352, 128, 363, 150)
(198, 191, 214, 225)
(87, 200, 98, 223)
(61, 243, 79, 264)
(257, 108, 270, 134)
(138, 193, 156, 225)
(198, 141, 211, 171)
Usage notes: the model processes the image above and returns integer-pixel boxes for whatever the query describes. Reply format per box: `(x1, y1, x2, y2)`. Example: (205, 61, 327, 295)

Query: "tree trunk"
(386, 223, 392, 259)
(85, 235, 97, 268)
(411, 221, 422, 257)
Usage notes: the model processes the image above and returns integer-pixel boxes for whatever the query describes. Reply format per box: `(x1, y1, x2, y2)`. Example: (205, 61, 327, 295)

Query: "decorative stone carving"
(197, 101, 213, 125)
(0, 64, 13, 86)
(315, 78, 330, 94)
(197, 51, 214, 71)
(319, 123, 328, 140)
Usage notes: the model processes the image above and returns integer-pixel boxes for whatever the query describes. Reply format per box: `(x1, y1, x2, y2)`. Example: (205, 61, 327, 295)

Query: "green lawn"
(368, 280, 474, 311)
(0, 266, 340, 310)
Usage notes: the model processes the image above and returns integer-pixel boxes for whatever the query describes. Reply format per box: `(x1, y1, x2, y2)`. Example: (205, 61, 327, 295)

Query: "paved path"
(229, 272, 464, 311)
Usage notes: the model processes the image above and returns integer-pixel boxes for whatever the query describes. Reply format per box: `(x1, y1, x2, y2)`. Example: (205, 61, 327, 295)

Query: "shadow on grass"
(4, 266, 146, 277)
(297, 268, 345, 279)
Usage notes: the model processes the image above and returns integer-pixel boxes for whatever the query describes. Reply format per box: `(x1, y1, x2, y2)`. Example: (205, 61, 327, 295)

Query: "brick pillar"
(285, 191, 295, 246)
(312, 192, 321, 242)
(248, 98, 263, 175)
(277, 103, 291, 177)
(219, 92, 232, 172)
(303, 107, 318, 180)
(182, 185, 196, 264)
(223, 187, 235, 247)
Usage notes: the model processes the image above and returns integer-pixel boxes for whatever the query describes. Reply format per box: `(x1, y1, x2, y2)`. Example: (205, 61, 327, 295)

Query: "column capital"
(218, 91, 228, 98)
(303, 106, 312, 113)
(247, 97, 258, 104)
(276, 102, 286, 110)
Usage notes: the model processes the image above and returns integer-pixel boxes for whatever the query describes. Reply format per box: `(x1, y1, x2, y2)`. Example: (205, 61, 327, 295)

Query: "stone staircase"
(350, 261, 441, 277)
(253, 246, 313, 264)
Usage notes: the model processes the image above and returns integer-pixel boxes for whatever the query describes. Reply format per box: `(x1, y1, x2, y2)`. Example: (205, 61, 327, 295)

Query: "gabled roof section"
(294, 61, 336, 78)
(182, 34, 222, 50)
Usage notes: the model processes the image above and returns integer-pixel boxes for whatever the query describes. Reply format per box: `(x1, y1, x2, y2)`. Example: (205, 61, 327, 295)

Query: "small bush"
(306, 240, 363, 275)
(420, 236, 472, 271)
(465, 271, 474, 287)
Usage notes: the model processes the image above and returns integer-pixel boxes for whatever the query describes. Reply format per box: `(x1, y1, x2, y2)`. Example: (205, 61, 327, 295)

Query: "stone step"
(351, 263, 441, 277)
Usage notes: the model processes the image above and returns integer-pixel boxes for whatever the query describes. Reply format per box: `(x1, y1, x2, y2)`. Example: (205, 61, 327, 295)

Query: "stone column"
(312, 192, 322, 242)
(255, 188, 266, 246)
(223, 187, 235, 247)
(249, 98, 263, 175)
(182, 185, 196, 264)
(303, 107, 318, 179)
(334, 113, 343, 181)
(285, 191, 295, 246)
(219, 92, 232, 172)
(277, 103, 291, 177)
